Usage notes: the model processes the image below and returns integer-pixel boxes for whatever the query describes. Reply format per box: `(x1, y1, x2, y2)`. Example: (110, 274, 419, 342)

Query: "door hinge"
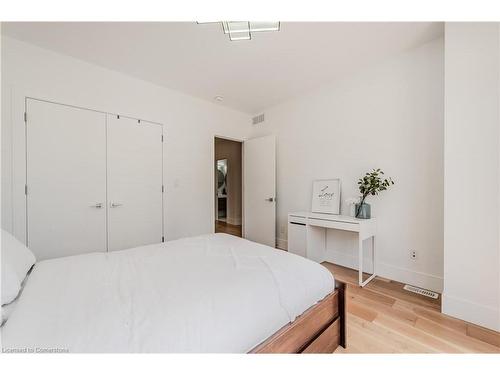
(117, 114, 120, 119)
(24, 184, 28, 195)
(162, 236, 165, 243)
(161, 135, 164, 142)
(24, 112, 27, 123)
(162, 185, 164, 193)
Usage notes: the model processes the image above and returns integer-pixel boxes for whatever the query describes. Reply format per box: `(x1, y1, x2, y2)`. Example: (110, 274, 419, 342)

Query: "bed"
(1, 233, 345, 353)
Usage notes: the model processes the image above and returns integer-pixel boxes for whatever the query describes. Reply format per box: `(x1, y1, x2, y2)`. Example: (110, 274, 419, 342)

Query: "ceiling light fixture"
(197, 21, 280, 41)
(214, 95, 224, 102)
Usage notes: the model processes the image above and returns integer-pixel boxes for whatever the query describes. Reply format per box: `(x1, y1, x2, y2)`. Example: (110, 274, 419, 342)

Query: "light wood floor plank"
(323, 263, 500, 354)
(349, 293, 417, 326)
(414, 317, 499, 353)
(373, 315, 464, 353)
(348, 284, 396, 306)
(346, 323, 401, 353)
(395, 300, 468, 335)
(348, 300, 378, 322)
(348, 314, 434, 353)
(466, 324, 500, 348)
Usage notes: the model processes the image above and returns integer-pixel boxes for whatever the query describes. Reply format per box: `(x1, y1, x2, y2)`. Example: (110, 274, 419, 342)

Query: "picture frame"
(311, 179, 341, 214)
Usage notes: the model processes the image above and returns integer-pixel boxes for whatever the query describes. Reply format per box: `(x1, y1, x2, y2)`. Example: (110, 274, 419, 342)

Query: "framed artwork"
(311, 179, 341, 214)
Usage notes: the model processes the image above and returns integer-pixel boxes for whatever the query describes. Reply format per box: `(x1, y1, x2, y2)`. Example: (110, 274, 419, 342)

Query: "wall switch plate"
(410, 250, 417, 260)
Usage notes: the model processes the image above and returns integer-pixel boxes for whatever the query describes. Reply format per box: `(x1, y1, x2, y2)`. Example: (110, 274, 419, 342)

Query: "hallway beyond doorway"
(215, 220, 242, 237)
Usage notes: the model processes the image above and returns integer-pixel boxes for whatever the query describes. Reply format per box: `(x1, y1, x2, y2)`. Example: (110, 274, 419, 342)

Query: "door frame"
(212, 135, 246, 236)
(22, 96, 165, 250)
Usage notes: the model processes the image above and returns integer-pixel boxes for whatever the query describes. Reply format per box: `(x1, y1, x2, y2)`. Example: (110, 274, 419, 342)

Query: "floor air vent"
(403, 285, 439, 299)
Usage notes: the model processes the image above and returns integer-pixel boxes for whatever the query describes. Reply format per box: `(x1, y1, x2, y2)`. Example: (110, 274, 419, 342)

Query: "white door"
(26, 99, 107, 260)
(107, 115, 163, 251)
(243, 135, 276, 247)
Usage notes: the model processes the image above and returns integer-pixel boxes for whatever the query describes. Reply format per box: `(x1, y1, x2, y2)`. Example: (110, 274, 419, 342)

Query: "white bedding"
(1, 233, 334, 353)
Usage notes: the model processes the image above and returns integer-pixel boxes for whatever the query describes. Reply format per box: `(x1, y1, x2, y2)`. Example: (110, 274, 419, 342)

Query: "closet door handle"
(90, 203, 103, 208)
(110, 202, 123, 208)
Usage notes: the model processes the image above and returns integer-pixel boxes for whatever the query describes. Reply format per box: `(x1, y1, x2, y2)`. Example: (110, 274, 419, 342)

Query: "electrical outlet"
(410, 250, 417, 260)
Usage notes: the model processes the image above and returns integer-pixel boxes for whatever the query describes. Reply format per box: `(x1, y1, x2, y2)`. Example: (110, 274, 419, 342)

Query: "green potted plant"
(356, 168, 394, 219)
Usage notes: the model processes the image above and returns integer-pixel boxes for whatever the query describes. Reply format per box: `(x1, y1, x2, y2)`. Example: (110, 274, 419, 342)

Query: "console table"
(288, 212, 377, 287)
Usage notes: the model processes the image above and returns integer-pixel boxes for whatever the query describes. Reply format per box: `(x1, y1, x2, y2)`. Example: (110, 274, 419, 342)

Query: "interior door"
(26, 99, 107, 260)
(243, 135, 276, 247)
(107, 115, 163, 251)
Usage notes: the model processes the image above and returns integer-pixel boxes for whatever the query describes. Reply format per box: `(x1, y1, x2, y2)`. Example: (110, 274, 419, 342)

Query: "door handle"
(90, 203, 103, 208)
(110, 202, 123, 208)
(266, 197, 275, 202)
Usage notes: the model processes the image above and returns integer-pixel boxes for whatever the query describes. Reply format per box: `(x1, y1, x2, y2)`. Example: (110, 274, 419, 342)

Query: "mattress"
(1, 233, 334, 353)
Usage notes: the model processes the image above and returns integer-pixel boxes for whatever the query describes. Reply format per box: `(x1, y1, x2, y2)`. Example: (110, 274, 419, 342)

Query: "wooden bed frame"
(250, 281, 347, 353)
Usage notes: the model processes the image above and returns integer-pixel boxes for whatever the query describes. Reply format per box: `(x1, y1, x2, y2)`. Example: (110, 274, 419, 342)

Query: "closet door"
(107, 115, 163, 251)
(26, 99, 107, 260)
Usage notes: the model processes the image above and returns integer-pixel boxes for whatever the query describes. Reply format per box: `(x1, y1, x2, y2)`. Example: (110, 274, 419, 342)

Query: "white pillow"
(1, 299, 18, 326)
(1, 229, 36, 304)
(1, 264, 21, 305)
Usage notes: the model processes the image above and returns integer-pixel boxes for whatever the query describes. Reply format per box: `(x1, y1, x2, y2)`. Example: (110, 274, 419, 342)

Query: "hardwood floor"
(322, 263, 500, 353)
(215, 220, 242, 237)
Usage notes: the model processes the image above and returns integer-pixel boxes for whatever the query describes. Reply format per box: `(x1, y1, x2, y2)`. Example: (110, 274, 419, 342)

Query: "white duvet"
(1, 234, 334, 353)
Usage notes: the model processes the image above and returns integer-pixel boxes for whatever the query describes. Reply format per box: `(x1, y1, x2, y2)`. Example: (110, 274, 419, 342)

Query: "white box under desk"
(288, 212, 377, 287)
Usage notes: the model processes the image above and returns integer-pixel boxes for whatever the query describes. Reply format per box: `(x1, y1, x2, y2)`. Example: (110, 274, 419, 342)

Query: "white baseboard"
(276, 238, 288, 250)
(376, 262, 443, 293)
(277, 237, 443, 293)
(324, 249, 443, 292)
(442, 294, 499, 332)
(226, 217, 242, 226)
(330, 252, 442, 292)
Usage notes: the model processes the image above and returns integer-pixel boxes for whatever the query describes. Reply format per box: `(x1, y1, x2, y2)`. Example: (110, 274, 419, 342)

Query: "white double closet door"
(26, 99, 163, 260)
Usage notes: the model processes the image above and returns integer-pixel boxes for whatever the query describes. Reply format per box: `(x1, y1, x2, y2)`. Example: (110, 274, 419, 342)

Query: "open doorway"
(214, 137, 242, 237)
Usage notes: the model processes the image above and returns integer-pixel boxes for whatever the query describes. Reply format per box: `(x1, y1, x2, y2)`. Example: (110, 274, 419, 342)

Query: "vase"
(355, 203, 371, 219)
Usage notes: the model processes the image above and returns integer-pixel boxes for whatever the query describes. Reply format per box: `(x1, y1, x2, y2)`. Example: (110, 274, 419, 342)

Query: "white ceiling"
(2, 22, 443, 114)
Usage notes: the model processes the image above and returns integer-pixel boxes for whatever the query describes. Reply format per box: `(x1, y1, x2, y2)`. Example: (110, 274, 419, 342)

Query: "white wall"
(443, 23, 500, 332)
(1, 36, 252, 246)
(252, 38, 444, 292)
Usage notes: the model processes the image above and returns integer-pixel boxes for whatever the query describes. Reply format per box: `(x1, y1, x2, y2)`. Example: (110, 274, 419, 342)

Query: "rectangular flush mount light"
(199, 21, 280, 41)
(249, 22, 281, 32)
(222, 21, 280, 34)
(225, 21, 251, 41)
